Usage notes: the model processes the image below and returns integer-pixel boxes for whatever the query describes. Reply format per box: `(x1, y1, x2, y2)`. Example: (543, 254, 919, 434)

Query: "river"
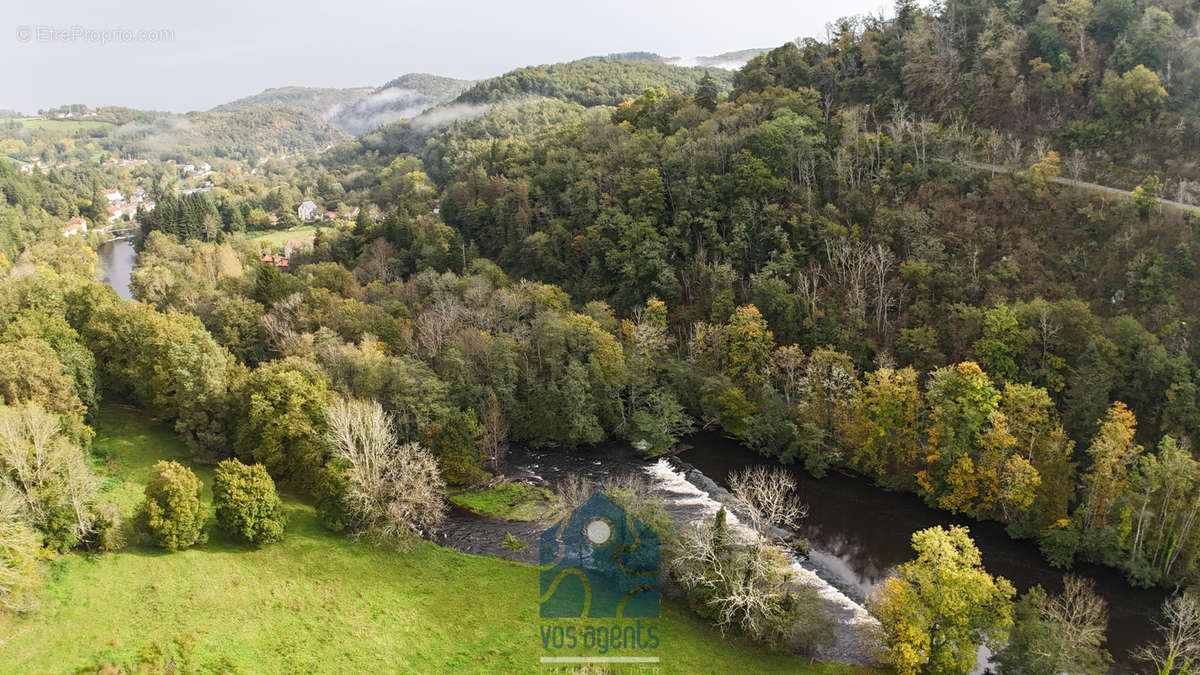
(445, 433, 1167, 670)
(96, 238, 136, 299)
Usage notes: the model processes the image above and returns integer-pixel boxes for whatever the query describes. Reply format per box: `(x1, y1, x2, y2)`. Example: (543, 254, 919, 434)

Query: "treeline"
(454, 60, 732, 108)
(737, 0, 1200, 186)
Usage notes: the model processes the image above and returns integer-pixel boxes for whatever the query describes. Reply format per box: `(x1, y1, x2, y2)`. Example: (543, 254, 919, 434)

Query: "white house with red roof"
(62, 217, 88, 237)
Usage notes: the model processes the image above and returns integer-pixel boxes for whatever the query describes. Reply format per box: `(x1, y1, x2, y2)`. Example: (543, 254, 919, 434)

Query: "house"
(347, 206, 360, 220)
(284, 236, 316, 258)
(298, 200, 319, 222)
(197, 162, 212, 173)
(267, 213, 279, 226)
(62, 217, 88, 237)
(103, 188, 123, 203)
(107, 205, 124, 224)
(323, 211, 336, 222)
(260, 253, 289, 269)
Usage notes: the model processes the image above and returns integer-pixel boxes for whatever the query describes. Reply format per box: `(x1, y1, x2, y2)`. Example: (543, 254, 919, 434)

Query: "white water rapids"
(641, 458, 882, 666)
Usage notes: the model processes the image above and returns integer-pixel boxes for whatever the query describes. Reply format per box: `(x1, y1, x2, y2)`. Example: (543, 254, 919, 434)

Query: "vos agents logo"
(539, 492, 659, 618)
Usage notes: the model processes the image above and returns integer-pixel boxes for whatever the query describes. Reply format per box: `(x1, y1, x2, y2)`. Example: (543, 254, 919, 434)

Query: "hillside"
(327, 73, 473, 135)
(211, 86, 376, 117)
(454, 59, 733, 107)
(211, 74, 473, 136)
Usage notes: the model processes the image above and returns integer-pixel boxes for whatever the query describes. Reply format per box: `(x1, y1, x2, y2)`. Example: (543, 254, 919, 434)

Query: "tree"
(135, 460, 207, 551)
(1078, 402, 1142, 533)
(1100, 66, 1168, 126)
(849, 367, 924, 480)
(721, 305, 774, 390)
(1052, 0, 1094, 60)
(869, 525, 1015, 674)
(997, 576, 1113, 675)
(234, 357, 332, 487)
(1026, 151, 1062, 198)
(919, 363, 1001, 503)
(1134, 591, 1200, 675)
(670, 506, 833, 651)
(728, 466, 807, 536)
(421, 409, 484, 485)
(695, 71, 719, 111)
(212, 459, 286, 545)
(0, 402, 98, 552)
(324, 398, 446, 545)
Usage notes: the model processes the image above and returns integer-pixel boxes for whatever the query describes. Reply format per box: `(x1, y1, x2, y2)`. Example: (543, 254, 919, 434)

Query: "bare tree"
(0, 403, 97, 545)
(728, 466, 808, 536)
(1135, 591, 1200, 675)
(554, 472, 593, 512)
(1033, 576, 1112, 672)
(325, 398, 446, 545)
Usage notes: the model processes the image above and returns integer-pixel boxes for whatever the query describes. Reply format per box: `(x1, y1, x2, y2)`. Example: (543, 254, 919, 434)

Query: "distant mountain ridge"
(212, 73, 472, 136)
(579, 49, 768, 70)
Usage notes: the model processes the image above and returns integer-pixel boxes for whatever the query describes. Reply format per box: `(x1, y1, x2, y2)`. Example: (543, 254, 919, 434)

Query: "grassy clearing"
(244, 225, 319, 247)
(451, 482, 560, 522)
(0, 405, 865, 673)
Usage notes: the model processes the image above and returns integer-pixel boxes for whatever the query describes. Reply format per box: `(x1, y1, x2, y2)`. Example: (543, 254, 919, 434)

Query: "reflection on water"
(97, 239, 136, 298)
(679, 431, 1168, 665)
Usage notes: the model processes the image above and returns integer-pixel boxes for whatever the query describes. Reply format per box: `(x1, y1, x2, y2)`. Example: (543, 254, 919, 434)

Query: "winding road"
(939, 157, 1200, 214)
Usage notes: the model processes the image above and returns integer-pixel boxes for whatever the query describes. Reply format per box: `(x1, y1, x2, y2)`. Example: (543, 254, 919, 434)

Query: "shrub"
(502, 532, 527, 552)
(135, 460, 207, 551)
(213, 459, 286, 545)
(89, 502, 125, 552)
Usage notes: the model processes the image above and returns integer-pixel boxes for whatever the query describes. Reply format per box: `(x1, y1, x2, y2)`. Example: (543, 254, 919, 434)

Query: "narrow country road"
(939, 158, 1200, 214)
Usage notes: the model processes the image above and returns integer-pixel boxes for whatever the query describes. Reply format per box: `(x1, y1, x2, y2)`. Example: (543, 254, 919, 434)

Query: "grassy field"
(451, 482, 560, 521)
(244, 225, 320, 247)
(0, 406, 863, 673)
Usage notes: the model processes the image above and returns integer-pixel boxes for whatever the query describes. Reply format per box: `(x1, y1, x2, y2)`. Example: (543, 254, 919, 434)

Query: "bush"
(314, 458, 354, 533)
(89, 502, 125, 552)
(135, 460, 207, 551)
(213, 459, 286, 545)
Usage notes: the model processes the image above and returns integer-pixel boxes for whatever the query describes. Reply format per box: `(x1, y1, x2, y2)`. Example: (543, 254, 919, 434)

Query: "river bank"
(436, 433, 1171, 670)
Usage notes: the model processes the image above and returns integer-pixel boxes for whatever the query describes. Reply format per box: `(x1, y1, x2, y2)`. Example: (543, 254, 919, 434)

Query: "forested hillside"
(293, 0, 1200, 591)
(5, 4, 1200, 670)
(454, 60, 732, 106)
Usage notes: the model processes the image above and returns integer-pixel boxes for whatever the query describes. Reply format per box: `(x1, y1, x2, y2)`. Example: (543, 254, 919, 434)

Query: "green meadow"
(0, 406, 865, 673)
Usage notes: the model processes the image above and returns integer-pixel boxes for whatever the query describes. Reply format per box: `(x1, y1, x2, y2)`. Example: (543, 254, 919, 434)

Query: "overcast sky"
(3, 0, 890, 114)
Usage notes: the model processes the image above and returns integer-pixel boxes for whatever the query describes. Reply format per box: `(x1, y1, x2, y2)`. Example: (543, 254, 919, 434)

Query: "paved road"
(939, 158, 1200, 214)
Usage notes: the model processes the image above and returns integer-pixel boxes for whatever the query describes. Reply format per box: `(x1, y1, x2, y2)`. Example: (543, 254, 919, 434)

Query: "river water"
(443, 433, 1167, 670)
(96, 238, 136, 299)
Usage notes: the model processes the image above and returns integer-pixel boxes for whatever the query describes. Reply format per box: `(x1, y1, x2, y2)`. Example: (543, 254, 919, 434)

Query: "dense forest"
(4, 1, 1200, 671)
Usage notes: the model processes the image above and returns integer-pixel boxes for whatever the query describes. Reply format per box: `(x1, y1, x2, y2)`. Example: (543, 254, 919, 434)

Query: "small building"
(260, 253, 289, 269)
(62, 217, 88, 237)
(284, 235, 316, 258)
(298, 200, 319, 222)
(323, 211, 336, 222)
(103, 188, 123, 203)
